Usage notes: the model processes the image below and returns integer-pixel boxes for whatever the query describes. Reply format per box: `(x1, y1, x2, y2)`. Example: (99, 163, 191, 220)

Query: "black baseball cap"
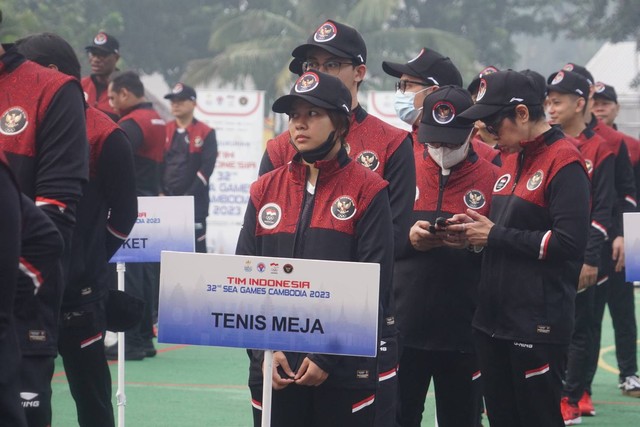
(458, 70, 542, 121)
(382, 48, 463, 87)
(164, 83, 197, 101)
(85, 32, 119, 55)
(418, 86, 474, 145)
(467, 66, 499, 94)
(272, 71, 352, 115)
(290, 20, 366, 68)
(560, 63, 594, 86)
(593, 82, 618, 103)
(547, 70, 589, 100)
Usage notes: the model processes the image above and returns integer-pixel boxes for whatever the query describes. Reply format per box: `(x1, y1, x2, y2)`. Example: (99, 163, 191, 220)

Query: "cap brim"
(164, 94, 195, 100)
(593, 93, 616, 103)
(458, 103, 505, 121)
(272, 94, 337, 114)
(418, 123, 473, 145)
(85, 46, 115, 54)
(381, 61, 413, 78)
(291, 43, 354, 62)
(547, 85, 586, 99)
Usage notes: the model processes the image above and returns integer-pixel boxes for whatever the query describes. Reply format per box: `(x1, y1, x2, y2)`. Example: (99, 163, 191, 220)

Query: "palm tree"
(182, 0, 475, 105)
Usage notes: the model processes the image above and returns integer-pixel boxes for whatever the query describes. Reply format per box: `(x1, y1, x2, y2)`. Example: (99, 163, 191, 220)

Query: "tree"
(182, 0, 475, 105)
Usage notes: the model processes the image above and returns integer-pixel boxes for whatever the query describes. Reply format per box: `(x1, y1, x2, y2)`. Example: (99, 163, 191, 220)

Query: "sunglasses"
(483, 106, 515, 137)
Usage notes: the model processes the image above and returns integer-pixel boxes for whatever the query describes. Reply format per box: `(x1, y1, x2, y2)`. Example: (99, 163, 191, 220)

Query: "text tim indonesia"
(209, 276, 328, 334)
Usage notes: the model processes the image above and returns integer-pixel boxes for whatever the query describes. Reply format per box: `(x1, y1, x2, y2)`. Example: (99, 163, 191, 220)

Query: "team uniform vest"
(81, 75, 114, 117)
(0, 57, 74, 197)
(119, 105, 165, 196)
(395, 149, 498, 352)
(475, 127, 589, 344)
(264, 106, 407, 177)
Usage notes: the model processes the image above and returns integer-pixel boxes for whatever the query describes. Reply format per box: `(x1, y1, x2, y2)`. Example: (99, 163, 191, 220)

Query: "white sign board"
(623, 212, 640, 281)
(194, 90, 265, 255)
(158, 252, 380, 357)
(110, 196, 195, 263)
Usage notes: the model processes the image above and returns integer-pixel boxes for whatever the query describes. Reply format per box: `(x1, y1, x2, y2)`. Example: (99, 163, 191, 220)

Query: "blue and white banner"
(623, 212, 640, 281)
(110, 196, 195, 263)
(158, 252, 380, 357)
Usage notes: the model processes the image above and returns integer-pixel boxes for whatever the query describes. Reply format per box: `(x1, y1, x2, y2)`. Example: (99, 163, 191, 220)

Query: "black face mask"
(291, 131, 338, 164)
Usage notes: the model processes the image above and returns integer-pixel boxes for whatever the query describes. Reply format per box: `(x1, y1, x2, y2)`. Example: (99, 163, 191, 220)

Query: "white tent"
(586, 41, 640, 137)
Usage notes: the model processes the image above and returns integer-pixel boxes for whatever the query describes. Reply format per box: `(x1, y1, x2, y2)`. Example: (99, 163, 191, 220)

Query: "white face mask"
(427, 136, 471, 171)
(394, 88, 427, 125)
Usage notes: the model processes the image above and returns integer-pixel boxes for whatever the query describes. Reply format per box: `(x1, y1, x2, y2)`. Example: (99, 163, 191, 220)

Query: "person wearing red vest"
(395, 86, 499, 426)
(108, 71, 165, 360)
(162, 83, 218, 253)
(259, 20, 415, 267)
(0, 26, 88, 427)
(561, 64, 640, 407)
(81, 32, 120, 120)
(17, 32, 139, 426)
(451, 70, 591, 427)
(546, 69, 616, 424)
(237, 70, 395, 427)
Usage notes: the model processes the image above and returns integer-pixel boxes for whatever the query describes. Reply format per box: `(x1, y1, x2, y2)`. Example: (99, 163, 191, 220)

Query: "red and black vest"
(0, 59, 73, 173)
(81, 75, 115, 117)
(86, 106, 120, 179)
(165, 119, 213, 155)
(264, 106, 407, 177)
(119, 105, 165, 162)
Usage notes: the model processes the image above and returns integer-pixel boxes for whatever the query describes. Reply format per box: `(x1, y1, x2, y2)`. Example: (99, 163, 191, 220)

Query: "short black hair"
(15, 32, 81, 80)
(110, 71, 145, 97)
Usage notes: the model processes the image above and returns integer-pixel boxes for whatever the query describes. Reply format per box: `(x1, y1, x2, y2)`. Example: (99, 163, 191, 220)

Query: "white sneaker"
(619, 375, 640, 397)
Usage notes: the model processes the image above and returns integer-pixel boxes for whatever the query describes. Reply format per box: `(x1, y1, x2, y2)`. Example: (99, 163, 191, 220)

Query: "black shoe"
(143, 341, 157, 358)
(105, 344, 146, 361)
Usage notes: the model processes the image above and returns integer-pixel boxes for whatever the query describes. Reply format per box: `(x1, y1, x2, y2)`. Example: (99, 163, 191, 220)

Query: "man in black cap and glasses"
(82, 31, 121, 120)
(446, 70, 590, 427)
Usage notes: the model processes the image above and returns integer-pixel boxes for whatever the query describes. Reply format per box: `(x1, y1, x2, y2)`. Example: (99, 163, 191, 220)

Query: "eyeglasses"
(483, 107, 515, 137)
(302, 60, 354, 75)
(395, 79, 430, 94)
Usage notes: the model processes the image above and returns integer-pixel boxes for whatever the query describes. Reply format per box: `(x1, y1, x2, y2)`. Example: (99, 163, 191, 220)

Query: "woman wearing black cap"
(236, 71, 395, 427)
(447, 70, 591, 427)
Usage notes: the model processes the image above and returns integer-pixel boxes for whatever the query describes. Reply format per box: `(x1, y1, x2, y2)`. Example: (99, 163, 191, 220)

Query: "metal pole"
(116, 262, 126, 427)
(261, 350, 274, 427)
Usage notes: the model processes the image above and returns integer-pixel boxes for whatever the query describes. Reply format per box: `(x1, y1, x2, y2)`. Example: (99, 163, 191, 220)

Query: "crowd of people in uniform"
(0, 10, 218, 427)
(239, 18, 640, 427)
(1, 9, 639, 427)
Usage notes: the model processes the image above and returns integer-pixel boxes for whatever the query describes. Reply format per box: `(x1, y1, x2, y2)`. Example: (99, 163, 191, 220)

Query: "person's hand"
(268, 351, 295, 390)
(578, 264, 598, 291)
(612, 236, 625, 272)
(410, 221, 444, 251)
(294, 357, 328, 386)
(441, 225, 468, 249)
(445, 209, 494, 247)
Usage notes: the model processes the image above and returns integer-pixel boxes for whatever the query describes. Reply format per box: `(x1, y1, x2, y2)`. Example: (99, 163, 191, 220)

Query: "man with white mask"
(393, 86, 499, 426)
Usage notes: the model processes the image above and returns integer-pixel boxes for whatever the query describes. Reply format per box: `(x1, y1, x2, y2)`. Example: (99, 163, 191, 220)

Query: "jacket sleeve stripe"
(538, 230, 552, 260)
(591, 220, 608, 239)
(107, 224, 129, 240)
(35, 197, 67, 210)
(197, 171, 207, 186)
(625, 195, 637, 208)
(18, 257, 43, 295)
